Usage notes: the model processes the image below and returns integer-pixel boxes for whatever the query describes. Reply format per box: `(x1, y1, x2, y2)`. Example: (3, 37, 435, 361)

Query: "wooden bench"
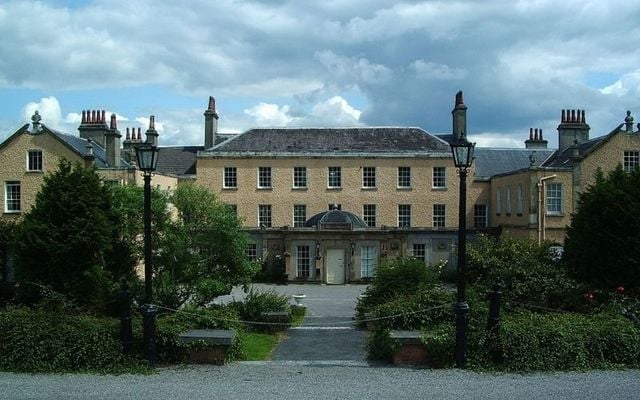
(178, 329, 237, 365)
(390, 330, 429, 365)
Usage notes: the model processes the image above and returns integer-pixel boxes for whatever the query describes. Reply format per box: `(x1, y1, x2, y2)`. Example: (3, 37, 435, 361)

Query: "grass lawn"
(243, 333, 281, 361)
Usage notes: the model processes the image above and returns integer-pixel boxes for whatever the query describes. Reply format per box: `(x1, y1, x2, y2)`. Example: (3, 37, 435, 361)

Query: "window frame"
(362, 166, 376, 189)
(293, 204, 306, 228)
(412, 243, 427, 263)
(258, 204, 272, 227)
(26, 149, 43, 172)
(474, 204, 488, 228)
(496, 188, 502, 215)
(433, 203, 446, 228)
(398, 204, 411, 227)
(361, 245, 377, 278)
(296, 245, 311, 278)
(516, 184, 524, 215)
(257, 167, 272, 189)
(4, 181, 21, 213)
(505, 186, 512, 215)
(432, 167, 446, 189)
(624, 151, 640, 173)
(363, 204, 376, 227)
(328, 166, 341, 189)
(546, 182, 562, 215)
(245, 243, 258, 261)
(223, 167, 237, 189)
(397, 166, 411, 188)
(293, 166, 307, 189)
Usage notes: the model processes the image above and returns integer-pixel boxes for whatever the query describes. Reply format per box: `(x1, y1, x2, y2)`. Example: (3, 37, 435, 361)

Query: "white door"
(326, 249, 345, 284)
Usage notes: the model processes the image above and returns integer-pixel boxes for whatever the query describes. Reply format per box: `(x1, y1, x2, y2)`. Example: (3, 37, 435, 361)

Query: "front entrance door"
(325, 249, 345, 284)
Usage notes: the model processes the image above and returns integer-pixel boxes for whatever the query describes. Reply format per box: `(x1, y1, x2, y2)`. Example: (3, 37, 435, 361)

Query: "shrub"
(0, 308, 145, 373)
(358, 257, 440, 311)
(367, 287, 453, 330)
(467, 235, 586, 310)
(228, 287, 290, 326)
(366, 328, 400, 361)
(494, 311, 640, 371)
(155, 306, 245, 362)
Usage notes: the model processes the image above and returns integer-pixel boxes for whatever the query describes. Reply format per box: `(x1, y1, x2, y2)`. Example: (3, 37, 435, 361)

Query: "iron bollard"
(119, 280, 134, 354)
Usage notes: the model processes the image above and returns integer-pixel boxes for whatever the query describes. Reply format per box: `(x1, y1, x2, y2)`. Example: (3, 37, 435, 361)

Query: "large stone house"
(2, 92, 639, 284)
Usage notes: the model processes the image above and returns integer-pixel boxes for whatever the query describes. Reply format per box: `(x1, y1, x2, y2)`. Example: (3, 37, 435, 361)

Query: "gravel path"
(1, 366, 638, 400)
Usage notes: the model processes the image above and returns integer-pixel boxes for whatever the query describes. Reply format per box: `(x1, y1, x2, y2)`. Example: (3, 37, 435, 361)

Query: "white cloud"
(22, 97, 64, 128)
(311, 96, 362, 124)
(244, 103, 295, 126)
(600, 70, 640, 97)
(469, 133, 525, 149)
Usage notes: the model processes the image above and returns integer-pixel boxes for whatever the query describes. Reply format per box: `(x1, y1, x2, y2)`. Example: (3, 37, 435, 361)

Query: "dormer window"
(27, 149, 43, 172)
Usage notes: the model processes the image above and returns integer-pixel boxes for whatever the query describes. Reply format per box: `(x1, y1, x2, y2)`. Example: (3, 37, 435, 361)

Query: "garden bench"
(178, 329, 237, 365)
(389, 330, 429, 365)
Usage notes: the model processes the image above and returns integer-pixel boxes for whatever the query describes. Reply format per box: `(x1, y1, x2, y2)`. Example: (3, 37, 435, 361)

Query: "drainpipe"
(537, 175, 557, 244)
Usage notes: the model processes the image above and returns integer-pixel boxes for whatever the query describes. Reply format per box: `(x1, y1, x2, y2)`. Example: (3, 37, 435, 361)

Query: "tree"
(15, 160, 126, 310)
(564, 165, 640, 292)
(153, 183, 259, 309)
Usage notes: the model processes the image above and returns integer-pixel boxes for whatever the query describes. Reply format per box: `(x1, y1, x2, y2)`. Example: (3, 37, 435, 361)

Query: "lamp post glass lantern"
(450, 138, 475, 369)
(135, 144, 159, 365)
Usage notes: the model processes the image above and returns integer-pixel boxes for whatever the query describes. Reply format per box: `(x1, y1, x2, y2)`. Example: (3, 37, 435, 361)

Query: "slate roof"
(205, 127, 451, 155)
(473, 148, 555, 179)
(155, 134, 237, 176)
(47, 127, 119, 168)
(156, 146, 201, 176)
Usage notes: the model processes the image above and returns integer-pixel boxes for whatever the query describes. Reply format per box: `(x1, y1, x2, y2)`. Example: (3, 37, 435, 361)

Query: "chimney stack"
(144, 115, 159, 147)
(78, 109, 109, 148)
(451, 90, 467, 141)
(204, 96, 219, 149)
(557, 109, 590, 151)
(525, 128, 548, 149)
(104, 113, 122, 167)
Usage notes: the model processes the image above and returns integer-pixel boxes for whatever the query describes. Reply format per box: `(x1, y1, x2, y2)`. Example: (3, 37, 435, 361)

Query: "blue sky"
(1, 0, 639, 148)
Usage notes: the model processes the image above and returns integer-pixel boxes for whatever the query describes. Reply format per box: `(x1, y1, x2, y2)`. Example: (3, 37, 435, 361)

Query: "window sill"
(292, 187, 308, 191)
(431, 187, 447, 190)
(26, 170, 44, 173)
(222, 187, 238, 191)
(257, 187, 273, 190)
(361, 187, 377, 190)
(3, 210, 21, 214)
(327, 187, 342, 190)
(396, 187, 412, 190)
(546, 212, 564, 217)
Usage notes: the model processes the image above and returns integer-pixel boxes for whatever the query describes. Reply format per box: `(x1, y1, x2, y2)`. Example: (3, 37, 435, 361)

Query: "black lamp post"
(135, 144, 159, 365)
(450, 137, 475, 369)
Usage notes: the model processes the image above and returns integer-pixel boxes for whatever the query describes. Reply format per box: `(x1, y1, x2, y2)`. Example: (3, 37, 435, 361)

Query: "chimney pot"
(208, 96, 216, 112)
(137, 127, 142, 140)
(529, 128, 533, 140)
(149, 115, 155, 129)
(81, 110, 86, 123)
(561, 109, 565, 122)
(455, 90, 464, 106)
(581, 109, 585, 123)
(110, 113, 117, 130)
(92, 110, 96, 123)
(540, 129, 543, 140)
(126, 127, 130, 140)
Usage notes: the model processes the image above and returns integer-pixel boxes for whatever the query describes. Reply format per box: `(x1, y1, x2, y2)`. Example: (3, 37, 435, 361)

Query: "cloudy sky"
(1, 0, 639, 148)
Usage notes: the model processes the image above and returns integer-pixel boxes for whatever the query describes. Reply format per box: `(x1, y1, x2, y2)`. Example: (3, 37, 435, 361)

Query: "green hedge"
(0, 308, 145, 373)
(418, 311, 640, 371)
(367, 288, 453, 330)
(496, 312, 640, 371)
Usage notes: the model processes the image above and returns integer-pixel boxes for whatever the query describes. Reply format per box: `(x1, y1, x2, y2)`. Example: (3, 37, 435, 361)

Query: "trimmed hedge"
(0, 308, 145, 373)
(419, 311, 640, 371)
(367, 288, 453, 330)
